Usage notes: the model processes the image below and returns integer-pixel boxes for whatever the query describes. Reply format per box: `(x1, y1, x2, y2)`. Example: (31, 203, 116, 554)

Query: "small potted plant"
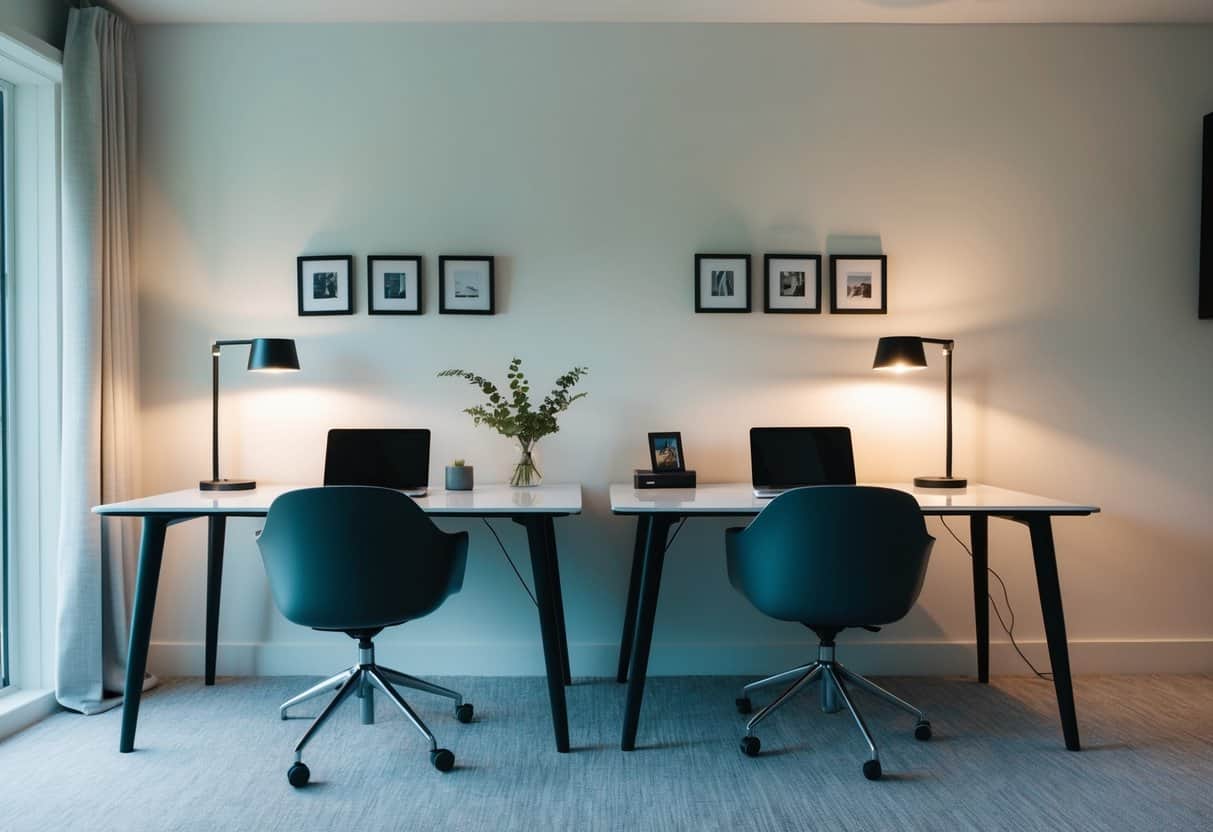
(439, 358, 588, 487)
(445, 459, 474, 491)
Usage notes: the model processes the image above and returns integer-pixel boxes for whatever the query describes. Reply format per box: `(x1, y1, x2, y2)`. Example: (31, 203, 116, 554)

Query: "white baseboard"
(147, 638, 1213, 678)
(0, 689, 59, 741)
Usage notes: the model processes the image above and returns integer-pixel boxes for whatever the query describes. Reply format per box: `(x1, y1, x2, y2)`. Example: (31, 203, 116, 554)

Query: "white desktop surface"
(94, 483, 583, 516)
(609, 482, 1098, 515)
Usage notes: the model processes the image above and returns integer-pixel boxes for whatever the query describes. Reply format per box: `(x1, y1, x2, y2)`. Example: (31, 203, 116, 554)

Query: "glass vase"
(511, 447, 542, 487)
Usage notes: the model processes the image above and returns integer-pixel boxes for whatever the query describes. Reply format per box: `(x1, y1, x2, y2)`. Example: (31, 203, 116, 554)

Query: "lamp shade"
(873, 336, 927, 371)
(247, 338, 300, 372)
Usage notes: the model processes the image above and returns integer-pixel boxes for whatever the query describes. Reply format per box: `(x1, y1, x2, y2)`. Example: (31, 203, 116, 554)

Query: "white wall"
(135, 23, 1213, 678)
(0, 0, 66, 47)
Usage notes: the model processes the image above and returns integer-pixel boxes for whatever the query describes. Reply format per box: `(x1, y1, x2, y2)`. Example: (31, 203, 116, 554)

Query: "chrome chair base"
(280, 640, 471, 785)
(736, 644, 931, 780)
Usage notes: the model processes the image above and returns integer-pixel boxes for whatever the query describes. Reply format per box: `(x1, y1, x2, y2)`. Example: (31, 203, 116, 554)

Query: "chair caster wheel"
(287, 762, 310, 787)
(914, 720, 932, 741)
(431, 748, 455, 772)
(862, 759, 882, 781)
(735, 697, 753, 715)
(455, 703, 474, 724)
(740, 736, 761, 757)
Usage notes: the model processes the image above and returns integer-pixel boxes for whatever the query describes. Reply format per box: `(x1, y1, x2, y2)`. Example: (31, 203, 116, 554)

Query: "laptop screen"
(323, 429, 430, 490)
(749, 427, 856, 488)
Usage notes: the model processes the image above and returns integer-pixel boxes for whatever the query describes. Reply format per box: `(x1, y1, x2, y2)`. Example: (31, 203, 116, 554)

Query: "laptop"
(750, 427, 856, 498)
(323, 428, 431, 498)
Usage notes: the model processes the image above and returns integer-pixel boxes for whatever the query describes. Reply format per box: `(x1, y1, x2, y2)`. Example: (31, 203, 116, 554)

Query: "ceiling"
(108, 0, 1213, 25)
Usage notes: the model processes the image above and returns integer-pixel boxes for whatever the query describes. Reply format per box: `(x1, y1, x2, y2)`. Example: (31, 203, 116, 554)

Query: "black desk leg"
(616, 515, 651, 683)
(204, 515, 227, 686)
(120, 516, 170, 753)
(970, 514, 989, 683)
(1027, 515, 1081, 751)
(520, 516, 571, 752)
(621, 514, 676, 751)
(542, 519, 572, 686)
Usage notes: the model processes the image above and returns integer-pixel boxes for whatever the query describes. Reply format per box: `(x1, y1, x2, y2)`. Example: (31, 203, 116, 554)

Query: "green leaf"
(438, 359, 589, 444)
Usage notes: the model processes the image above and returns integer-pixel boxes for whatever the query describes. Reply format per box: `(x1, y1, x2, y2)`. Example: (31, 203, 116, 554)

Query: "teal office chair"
(256, 486, 471, 787)
(726, 486, 935, 780)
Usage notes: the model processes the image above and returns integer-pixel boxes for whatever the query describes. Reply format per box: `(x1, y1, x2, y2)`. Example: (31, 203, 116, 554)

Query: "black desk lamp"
(200, 338, 300, 492)
(873, 336, 966, 489)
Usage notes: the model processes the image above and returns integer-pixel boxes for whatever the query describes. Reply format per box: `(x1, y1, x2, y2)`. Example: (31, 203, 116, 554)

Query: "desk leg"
(520, 516, 571, 753)
(120, 516, 170, 753)
(971, 514, 990, 683)
(622, 514, 676, 751)
(204, 515, 227, 686)
(1027, 515, 1081, 751)
(542, 519, 572, 686)
(616, 515, 651, 683)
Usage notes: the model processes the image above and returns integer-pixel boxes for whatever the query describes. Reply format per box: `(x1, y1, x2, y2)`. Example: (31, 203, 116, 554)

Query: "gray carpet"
(2, 674, 1211, 831)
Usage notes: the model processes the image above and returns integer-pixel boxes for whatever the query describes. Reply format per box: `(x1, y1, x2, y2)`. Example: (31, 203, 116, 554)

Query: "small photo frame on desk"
(298, 255, 354, 316)
(367, 255, 423, 315)
(648, 432, 686, 472)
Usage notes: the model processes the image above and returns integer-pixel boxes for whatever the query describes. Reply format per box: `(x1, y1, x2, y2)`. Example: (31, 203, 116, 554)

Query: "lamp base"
(199, 478, 257, 492)
(913, 475, 968, 489)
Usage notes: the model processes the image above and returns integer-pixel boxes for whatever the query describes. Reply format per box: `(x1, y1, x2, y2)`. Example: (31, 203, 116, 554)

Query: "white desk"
(609, 482, 1098, 516)
(94, 483, 582, 754)
(97, 482, 585, 517)
(609, 482, 1099, 752)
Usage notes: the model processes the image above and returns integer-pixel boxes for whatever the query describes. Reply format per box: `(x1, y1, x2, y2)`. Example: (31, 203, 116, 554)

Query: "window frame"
(0, 77, 13, 690)
(0, 26, 61, 729)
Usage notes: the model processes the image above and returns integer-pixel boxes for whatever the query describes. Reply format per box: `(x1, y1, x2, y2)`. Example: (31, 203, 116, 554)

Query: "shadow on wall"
(138, 287, 398, 407)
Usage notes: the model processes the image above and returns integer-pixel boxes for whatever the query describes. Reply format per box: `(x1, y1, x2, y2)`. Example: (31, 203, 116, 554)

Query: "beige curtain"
(55, 5, 145, 714)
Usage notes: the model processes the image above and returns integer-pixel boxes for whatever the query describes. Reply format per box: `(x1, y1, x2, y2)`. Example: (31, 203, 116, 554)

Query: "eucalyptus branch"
(439, 359, 589, 446)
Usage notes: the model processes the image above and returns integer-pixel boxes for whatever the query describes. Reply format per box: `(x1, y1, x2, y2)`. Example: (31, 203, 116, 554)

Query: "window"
(0, 32, 61, 704)
(0, 81, 10, 690)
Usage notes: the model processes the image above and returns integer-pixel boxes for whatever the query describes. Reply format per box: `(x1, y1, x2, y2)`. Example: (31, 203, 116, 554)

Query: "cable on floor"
(937, 517, 1053, 682)
(482, 519, 537, 607)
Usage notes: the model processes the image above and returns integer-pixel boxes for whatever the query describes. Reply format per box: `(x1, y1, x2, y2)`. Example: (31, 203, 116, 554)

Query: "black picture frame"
(439, 255, 495, 315)
(647, 431, 686, 472)
(695, 254, 751, 313)
(829, 254, 888, 315)
(367, 255, 423, 315)
(763, 254, 822, 314)
(297, 255, 354, 316)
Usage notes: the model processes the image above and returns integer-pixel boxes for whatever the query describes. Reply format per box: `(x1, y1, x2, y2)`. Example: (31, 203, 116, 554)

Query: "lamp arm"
(210, 339, 253, 483)
(944, 346, 953, 479)
(918, 337, 956, 477)
(212, 345, 220, 482)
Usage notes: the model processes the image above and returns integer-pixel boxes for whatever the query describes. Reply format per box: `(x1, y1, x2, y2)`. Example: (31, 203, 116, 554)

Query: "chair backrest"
(726, 486, 934, 628)
(256, 486, 468, 631)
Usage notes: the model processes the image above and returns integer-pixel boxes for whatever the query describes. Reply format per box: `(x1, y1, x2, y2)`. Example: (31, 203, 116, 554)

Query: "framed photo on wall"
(830, 254, 887, 314)
(764, 254, 822, 313)
(367, 255, 423, 315)
(439, 256, 495, 314)
(648, 432, 686, 472)
(695, 254, 751, 313)
(297, 255, 354, 316)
